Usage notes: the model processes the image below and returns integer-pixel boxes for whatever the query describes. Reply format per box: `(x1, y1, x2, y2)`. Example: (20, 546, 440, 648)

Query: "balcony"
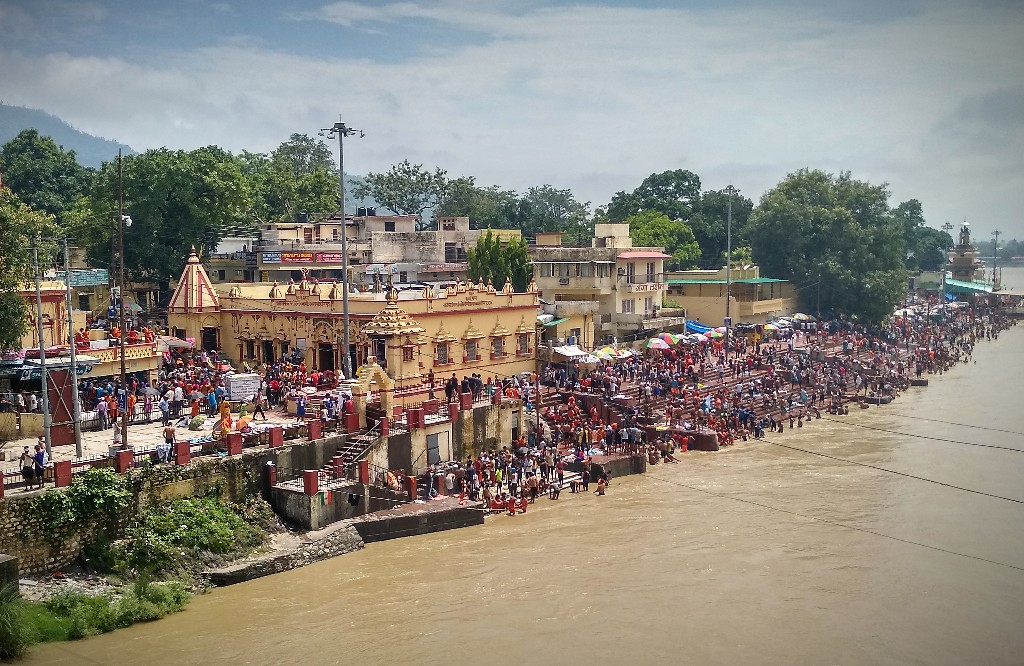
(536, 275, 615, 293)
(542, 301, 601, 317)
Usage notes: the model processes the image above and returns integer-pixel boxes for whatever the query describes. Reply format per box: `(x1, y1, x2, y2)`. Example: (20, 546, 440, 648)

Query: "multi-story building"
(530, 223, 686, 347)
(664, 266, 797, 325)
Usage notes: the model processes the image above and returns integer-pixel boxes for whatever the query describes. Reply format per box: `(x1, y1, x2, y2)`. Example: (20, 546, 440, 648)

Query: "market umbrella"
(236, 415, 253, 431)
(707, 330, 724, 339)
(657, 332, 680, 344)
(645, 338, 670, 350)
(763, 323, 779, 331)
(713, 326, 728, 333)
(142, 387, 159, 396)
(792, 312, 816, 322)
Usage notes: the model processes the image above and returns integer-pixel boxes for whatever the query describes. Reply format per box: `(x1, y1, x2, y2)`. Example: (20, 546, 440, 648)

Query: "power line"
(818, 416, 1024, 453)
(760, 437, 1024, 505)
(644, 471, 1024, 573)
(897, 414, 1024, 437)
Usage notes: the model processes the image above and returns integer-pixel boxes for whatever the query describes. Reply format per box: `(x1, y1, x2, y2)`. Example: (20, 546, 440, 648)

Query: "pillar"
(303, 469, 320, 496)
(54, 460, 73, 488)
(460, 391, 473, 411)
(448, 400, 459, 422)
(265, 462, 277, 488)
(380, 416, 389, 437)
(268, 426, 284, 448)
(491, 390, 501, 405)
(422, 398, 439, 414)
(332, 455, 345, 479)
(115, 449, 134, 474)
(407, 475, 417, 501)
(226, 432, 243, 456)
(174, 441, 190, 466)
(357, 459, 369, 484)
(344, 412, 360, 432)
(307, 419, 322, 440)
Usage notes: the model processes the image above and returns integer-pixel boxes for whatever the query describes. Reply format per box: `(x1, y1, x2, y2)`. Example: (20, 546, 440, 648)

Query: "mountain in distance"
(0, 103, 135, 168)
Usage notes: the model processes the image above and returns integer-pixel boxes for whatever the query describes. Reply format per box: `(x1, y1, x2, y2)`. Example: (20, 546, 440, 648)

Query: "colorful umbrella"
(707, 330, 724, 339)
(646, 338, 670, 349)
(763, 323, 779, 331)
(713, 326, 728, 333)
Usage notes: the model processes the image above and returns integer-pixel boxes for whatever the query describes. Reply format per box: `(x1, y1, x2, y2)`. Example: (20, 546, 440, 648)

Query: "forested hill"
(0, 103, 135, 168)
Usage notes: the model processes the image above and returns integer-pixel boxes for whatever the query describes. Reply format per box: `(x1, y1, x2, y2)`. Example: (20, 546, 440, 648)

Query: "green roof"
(945, 278, 993, 294)
(542, 317, 570, 327)
(666, 277, 787, 285)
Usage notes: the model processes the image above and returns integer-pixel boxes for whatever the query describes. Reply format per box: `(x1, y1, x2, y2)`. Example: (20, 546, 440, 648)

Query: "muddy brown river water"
(27, 293, 1024, 665)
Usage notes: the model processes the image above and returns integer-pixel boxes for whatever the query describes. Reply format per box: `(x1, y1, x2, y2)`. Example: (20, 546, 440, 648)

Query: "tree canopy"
(0, 188, 57, 350)
(239, 134, 338, 224)
(893, 199, 952, 272)
(747, 169, 909, 322)
(0, 129, 94, 223)
(687, 189, 754, 267)
(466, 229, 533, 292)
(606, 169, 702, 222)
(352, 159, 449, 224)
(625, 210, 700, 269)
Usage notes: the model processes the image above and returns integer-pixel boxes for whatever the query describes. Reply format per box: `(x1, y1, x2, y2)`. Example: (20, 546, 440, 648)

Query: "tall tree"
(893, 199, 952, 272)
(687, 189, 755, 267)
(466, 229, 533, 292)
(747, 169, 908, 322)
(625, 210, 700, 269)
(240, 134, 338, 224)
(0, 129, 94, 223)
(606, 169, 702, 222)
(519, 185, 592, 244)
(74, 147, 252, 283)
(434, 177, 517, 230)
(0, 188, 57, 350)
(352, 159, 450, 225)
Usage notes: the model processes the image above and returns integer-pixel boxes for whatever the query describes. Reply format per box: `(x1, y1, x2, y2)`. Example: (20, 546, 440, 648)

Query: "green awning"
(945, 278, 993, 294)
(543, 317, 570, 327)
(666, 277, 787, 285)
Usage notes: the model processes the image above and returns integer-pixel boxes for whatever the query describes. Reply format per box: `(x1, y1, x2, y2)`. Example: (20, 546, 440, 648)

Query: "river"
(29, 269, 1024, 665)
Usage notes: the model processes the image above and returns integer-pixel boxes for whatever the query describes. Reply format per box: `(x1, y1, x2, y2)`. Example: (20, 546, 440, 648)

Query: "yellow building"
(665, 266, 798, 325)
(167, 248, 538, 392)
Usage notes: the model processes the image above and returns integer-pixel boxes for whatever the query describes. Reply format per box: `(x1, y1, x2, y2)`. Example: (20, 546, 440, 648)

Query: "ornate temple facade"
(947, 223, 986, 283)
(166, 248, 539, 392)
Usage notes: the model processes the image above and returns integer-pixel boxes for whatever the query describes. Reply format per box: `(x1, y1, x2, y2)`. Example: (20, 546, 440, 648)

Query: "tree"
(0, 129, 94, 224)
(893, 199, 952, 272)
(0, 188, 57, 350)
(606, 169, 702, 222)
(747, 169, 908, 322)
(239, 134, 338, 224)
(687, 189, 755, 267)
(74, 147, 252, 284)
(352, 159, 450, 225)
(625, 210, 700, 269)
(518, 185, 592, 244)
(466, 229, 533, 292)
(434, 177, 517, 230)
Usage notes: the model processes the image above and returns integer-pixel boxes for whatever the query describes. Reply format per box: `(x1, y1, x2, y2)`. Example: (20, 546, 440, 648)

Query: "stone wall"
(0, 493, 97, 576)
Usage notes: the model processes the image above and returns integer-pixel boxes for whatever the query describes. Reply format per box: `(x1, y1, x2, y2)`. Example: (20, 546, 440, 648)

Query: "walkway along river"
(28, 308, 1024, 665)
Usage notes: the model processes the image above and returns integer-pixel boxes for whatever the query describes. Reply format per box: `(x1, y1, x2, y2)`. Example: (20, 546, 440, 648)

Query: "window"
(626, 263, 635, 283)
(622, 298, 635, 314)
(539, 263, 554, 278)
(646, 262, 655, 283)
(234, 269, 243, 277)
(444, 243, 457, 263)
(437, 343, 449, 364)
(217, 270, 227, 280)
(518, 334, 530, 355)
(78, 294, 91, 312)
(644, 296, 654, 313)
(384, 221, 396, 232)
(492, 337, 505, 357)
(403, 346, 414, 362)
(399, 271, 408, 283)
(245, 341, 255, 358)
(465, 339, 478, 361)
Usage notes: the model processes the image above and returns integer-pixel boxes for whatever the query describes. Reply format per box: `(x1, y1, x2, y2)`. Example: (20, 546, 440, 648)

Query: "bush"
(0, 584, 33, 660)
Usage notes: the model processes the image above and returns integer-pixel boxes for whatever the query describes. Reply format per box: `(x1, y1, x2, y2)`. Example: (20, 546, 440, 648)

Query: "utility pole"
(62, 238, 83, 457)
(320, 118, 363, 380)
(991, 229, 1001, 290)
(722, 185, 738, 358)
(117, 151, 129, 451)
(33, 237, 52, 455)
(941, 222, 954, 317)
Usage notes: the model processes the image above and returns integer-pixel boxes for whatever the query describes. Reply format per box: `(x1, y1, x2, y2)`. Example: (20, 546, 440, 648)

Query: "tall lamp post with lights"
(320, 119, 363, 380)
(722, 184, 738, 357)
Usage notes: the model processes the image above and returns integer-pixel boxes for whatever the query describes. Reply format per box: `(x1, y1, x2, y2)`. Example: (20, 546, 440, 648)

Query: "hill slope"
(0, 103, 135, 168)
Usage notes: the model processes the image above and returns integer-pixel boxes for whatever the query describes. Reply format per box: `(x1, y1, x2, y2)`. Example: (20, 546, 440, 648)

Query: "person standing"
(252, 383, 267, 421)
(19, 446, 34, 491)
(158, 396, 170, 426)
(96, 396, 109, 429)
(32, 443, 47, 490)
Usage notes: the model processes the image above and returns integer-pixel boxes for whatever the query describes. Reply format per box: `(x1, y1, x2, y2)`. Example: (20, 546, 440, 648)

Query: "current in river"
(29, 268, 1024, 665)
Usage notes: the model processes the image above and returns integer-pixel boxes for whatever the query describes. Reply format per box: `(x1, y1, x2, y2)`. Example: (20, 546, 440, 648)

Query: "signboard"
(422, 263, 467, 272)
(364, 264, 398, 275)
(262, 251, 342, 264)
(631, 282, 666, 292)
(315, 252, 343, 263)
(17, 364, 93, 380)
(261, 251, 282, 263)
(55, 269, 110, 287)
(224, 373, 261, 402)
(281, 252, 315, 263)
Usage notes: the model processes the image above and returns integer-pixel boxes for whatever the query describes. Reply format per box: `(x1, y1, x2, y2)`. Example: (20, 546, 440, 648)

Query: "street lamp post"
(722, 185, 738, 358)
(32, 237, 52, 455)
(321, 119, 363, 380)
(116, 151, 130, 451)
(62, 238, 83, 457)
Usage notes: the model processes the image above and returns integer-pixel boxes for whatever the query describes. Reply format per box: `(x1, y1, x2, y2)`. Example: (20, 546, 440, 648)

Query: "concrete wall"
(452, 400, 524, 461)
(353, 506, 483, 543)
(269, 481, 407, 530)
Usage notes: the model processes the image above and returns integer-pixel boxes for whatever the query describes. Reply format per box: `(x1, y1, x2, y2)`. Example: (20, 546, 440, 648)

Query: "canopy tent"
(686, 320, 712, 334)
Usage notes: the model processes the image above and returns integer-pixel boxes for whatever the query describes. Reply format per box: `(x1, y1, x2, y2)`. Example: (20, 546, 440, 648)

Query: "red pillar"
(303, 470, 319, 496)
(332, 455, 345, 479)
(344, 412, 360, 431)
(115, 449, 134, 474)
(448, 400, 459, 422)
(174, 441, 190, 466)
(357, 459, 369, 484)
(460, 391, 473, 411)
(265, 462, 277, 487)
(268, 426, 284, 448)
(226, 432, 243, 456)
(307, 419, 322, 440)
(407, 475, 417, 501)
(491, 390, 501, 405)
(380, 416, 389, 437)
(54, 460, 73, 488)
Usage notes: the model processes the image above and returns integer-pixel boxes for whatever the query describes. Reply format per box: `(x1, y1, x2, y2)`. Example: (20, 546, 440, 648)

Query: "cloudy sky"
(1, 0, 1022, 239)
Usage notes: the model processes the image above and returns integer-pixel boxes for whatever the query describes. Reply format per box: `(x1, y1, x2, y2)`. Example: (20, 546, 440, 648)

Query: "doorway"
(317, 343, 335, 371)
(201, 327, 219, 352)
(261, 340, 275, 364)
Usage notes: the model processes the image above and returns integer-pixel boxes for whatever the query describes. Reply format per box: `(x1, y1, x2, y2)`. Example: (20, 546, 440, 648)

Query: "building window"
(217, 270, 227, 281)
(622, 298, 635, 314)
(646, 262, 655, 283)
(626, 263, 635, 283)
(437, 342, 449, 364)
(465, 339, 478, 361)
(491, 337, 505, 357)
(399, 271, 408, 283)
(444, 242, 457, 263)
(517, 334, 529, 355)
(245, 341, 255, 358)
(403, 346, 414, 362)
(644, 296, 654, 313)
(78, 294, 91, 312)
(384, 221, 396, 232)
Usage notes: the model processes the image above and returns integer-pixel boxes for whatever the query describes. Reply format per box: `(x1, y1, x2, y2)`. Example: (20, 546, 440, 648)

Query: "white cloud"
(1, 1, 1022, 237)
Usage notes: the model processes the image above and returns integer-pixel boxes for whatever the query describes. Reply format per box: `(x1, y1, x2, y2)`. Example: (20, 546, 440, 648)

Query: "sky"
(1, 0, 1022, 240)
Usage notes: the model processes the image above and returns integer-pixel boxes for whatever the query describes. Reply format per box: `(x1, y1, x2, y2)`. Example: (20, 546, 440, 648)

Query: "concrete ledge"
(352, 505, 483, 543)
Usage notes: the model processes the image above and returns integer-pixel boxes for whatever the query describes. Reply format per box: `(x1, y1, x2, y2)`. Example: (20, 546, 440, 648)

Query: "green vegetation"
(0, 188, 57, 351)
(27, 468, 133, 545)
(624, 210, 700, 270)
(466, 229, 533, 293)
